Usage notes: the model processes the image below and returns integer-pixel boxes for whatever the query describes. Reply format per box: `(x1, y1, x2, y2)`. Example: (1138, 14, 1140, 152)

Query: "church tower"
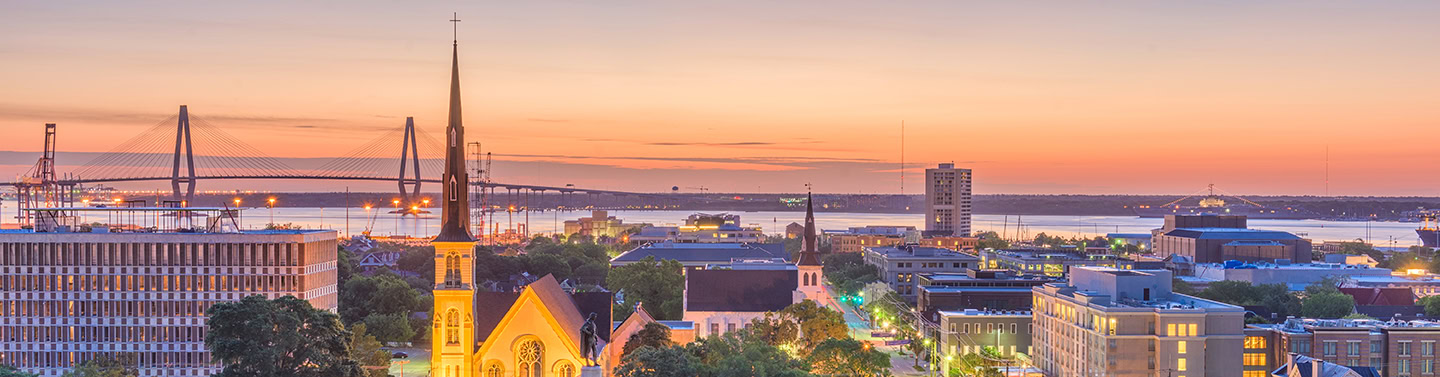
(795, 191, 825, 301)
(432, 17, 478, 377)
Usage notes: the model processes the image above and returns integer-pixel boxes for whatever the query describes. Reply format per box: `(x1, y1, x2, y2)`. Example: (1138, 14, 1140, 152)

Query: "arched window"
(557, 362, 576, 377)
(485, 363, 503, 377)
(517, 339, 544, 377)
(445, 309, 460, 345)
(444, 252, 461, 287)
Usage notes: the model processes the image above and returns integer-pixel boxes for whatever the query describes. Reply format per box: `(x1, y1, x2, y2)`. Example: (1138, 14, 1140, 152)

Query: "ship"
(1419, 212, 1440, 248)
(1132, 184, 1314, 219)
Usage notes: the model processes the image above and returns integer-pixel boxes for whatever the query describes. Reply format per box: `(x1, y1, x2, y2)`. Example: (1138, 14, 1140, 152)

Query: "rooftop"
(1252, 318, 1440, 335)
(939, 308, 1032, 317)
(1164, 227, 1303, 240)
(986, 249, 1123, 261)
(867, 245, 977, 259)
(611, 242, 788, 264)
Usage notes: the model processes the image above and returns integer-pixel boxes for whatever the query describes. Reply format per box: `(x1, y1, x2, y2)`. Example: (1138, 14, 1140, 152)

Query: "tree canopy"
(623, 323, 676, 358)
(608, 256, 686, 320)
(348, 323, 393, 377)
(807, 338, 890, 376)
(780, 300, 848, 352)
(205, 295, 366, 377)
(614, 346, 697, 377)
(822, 253, 880, 297)
(59, 354, 138, 377)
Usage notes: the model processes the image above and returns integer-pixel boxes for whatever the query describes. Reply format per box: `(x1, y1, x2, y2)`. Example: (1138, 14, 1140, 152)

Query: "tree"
(687, 334, 810, 377)
(1172, 278, 1197, 295)
(623, 323, 676, 358)
(348, 323, 393, 377)
(823, 253, 880, 297)
(60, 354, 137, 377)
(974, 231, 1010, 250)
(524, 253, 574, 282)
(0, 366, 37, 377)
(1301, 292, 1356, 319)
(807, 338, 890, 376)
(615, 346, 696, 377)
(206, 295, 365, 377)
(1422, 296, 1440, 317)
(744, 313, 800, 348)
(339, 273, 420, 325)
(362, 313, 417, 343)
(780, 300, 848, 351)
(337, 248, 356, 286)
(608, 256, 686, 320)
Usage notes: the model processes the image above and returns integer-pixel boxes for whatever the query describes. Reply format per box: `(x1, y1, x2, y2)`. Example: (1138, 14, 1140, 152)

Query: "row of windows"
(0, 242, 308, 267)
(949, 322, 1025, 335)
(1, 273, 304, 293)
(3, 299, 226, 318)
(2, 350, 214, 371)
(2, 323, 206, 343)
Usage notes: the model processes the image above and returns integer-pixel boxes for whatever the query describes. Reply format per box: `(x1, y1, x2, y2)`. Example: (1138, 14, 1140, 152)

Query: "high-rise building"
(0, 207, 338, 377)
(925, 163, 972, 237)
(1031, 266, 1245, 376)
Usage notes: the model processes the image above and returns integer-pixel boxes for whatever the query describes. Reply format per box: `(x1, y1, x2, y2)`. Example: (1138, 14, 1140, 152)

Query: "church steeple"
(434, 30, 473, 243)
(796, 190, 822, 266)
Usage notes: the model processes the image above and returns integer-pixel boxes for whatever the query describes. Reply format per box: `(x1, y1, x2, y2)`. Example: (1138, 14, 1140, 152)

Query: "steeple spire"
(434, 18, 473, 243)
(797, 188, 822, 266)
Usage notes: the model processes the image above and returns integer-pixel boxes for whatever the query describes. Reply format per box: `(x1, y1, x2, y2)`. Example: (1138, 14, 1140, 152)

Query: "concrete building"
(938, 309, 1034, 377)
(630, 213, 764, 243)
(1031, 266, 1246, 376)
(916, 269, 1051, 316)
(1246, 318, 1440, 377)
(863, 245, 980, 300)
(980, 249, 1126, 278)
(0, 209, 338, 377)
(925, 163, 973, 237)
(1152, 214, 1313, 263)
(561, 210, 644, 240)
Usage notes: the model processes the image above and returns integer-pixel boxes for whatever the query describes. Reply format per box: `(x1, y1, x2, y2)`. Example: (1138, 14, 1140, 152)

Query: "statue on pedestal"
(580, 312, 599, 366)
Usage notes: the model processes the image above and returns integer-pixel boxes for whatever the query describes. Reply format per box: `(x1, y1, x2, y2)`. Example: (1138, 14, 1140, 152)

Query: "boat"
(1419, 212, 1440, 248)
(1132, 184, 1314, 219)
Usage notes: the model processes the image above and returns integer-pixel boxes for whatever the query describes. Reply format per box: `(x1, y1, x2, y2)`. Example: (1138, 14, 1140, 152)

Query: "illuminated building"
(0, 207, 338, 376)
(1031, 267, 1245, 376)
(1151, 215, 1313, 263)
(925, 163, 972, 237)
(980, 249, 1125, 277)
(629, 213, 763, 243)
(937, 309, 1034, 377)
(561, 210, 644, 240)
(1245, 318, 1440, 377)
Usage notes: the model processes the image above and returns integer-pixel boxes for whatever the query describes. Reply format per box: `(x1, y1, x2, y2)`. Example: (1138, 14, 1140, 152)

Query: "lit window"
(1177, 341, 1187, 354)
(1244, 353, 1266, 366)
(1188, 324, 1198, 336)
(1177, 358, 1187, 371)
(1245, 336, 1267, 349)
(1167, 324, 1177, 336)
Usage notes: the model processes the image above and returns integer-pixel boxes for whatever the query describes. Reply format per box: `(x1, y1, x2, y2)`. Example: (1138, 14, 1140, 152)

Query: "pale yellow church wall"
(474, 296, 586, 377)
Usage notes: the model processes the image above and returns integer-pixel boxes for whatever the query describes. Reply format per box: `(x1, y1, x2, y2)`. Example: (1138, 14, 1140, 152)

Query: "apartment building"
(939, 309, 1034, 377)
(925, 163, 973, 237)
(0, 208, 338, 376)
(1031, 267, 1245, 376)
(1246, 318, 1440, 377)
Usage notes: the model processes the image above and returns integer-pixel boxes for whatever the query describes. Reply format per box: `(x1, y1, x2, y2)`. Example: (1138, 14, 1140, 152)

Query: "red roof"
(1339, 287, 1416, 306)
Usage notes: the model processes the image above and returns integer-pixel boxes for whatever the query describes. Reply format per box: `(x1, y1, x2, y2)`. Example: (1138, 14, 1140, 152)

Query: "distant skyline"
(3, 1, 1439, 195)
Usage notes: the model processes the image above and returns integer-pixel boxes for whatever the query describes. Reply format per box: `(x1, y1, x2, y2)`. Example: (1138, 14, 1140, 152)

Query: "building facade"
(863, 245, 980, 300)
(981, 249, 1125, 278)
(0, 228, 339, 377)
(1031, 267, 1246, 376)
(916, 269, 1050, 315)
(1246, 318, 1440, 377)
(938, 309, 1034, 377)
(561, 210, 644, 240)
(1151, 215, 1313, 263)
(925, 163, 972, 237)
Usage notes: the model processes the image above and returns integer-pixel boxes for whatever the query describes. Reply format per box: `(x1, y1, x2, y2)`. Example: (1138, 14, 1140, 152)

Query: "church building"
(429, 27, 611, 377)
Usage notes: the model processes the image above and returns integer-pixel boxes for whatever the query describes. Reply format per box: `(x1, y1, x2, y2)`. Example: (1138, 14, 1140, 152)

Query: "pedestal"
(580, 366, 604, 377)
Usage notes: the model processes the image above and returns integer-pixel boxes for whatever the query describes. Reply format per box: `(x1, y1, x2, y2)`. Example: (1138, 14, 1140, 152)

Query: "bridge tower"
(171, 105, 197, 203)
(398, 116, 422, 206)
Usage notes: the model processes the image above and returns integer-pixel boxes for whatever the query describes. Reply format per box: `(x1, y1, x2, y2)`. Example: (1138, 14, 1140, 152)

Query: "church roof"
(796, 191, 822, 266)
(473, 275, 614, 352)
(685, 269, 797, 312)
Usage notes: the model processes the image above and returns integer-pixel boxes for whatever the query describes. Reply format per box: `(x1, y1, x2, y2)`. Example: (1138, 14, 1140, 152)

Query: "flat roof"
(922, 286, 1035, 293)
(0, 228, 332, 235)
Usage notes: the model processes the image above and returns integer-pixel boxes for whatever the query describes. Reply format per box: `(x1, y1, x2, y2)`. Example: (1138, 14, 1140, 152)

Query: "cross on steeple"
(450, 12, 461, 43)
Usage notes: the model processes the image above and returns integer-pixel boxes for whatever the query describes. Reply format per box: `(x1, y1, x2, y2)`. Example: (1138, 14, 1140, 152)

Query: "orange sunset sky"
(2, 1, 1438, 195)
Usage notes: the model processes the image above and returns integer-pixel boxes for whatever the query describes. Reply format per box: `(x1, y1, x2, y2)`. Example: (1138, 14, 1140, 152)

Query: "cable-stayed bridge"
(6, 105, 663, 232)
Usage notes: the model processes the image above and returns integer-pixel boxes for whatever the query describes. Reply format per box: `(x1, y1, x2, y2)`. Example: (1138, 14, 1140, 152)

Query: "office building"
(0, 207, 338, 377)
(863, 245, 980, 300)
(925, 163, 972, 237)
(938, 309, 1034, 377)
(1191, 261, 1391, 292)
(630, 213, 764, 243)
(916, 269, 1051, 316)
(561, 210, 644, 240)
(1151, 215, 1313, 263)
(1031, 266, 1246, 376)
(919, 235, 979, 252)
(980, 249, 1125, 277)
(1246, 318, 1440, 377)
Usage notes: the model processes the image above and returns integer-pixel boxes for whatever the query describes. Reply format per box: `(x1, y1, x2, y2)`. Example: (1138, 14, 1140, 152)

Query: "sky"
(2, 1, 1438, 195)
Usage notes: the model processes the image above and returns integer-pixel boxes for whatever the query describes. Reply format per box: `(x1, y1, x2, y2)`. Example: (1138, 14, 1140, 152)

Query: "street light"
(267, 198, 276, 227)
